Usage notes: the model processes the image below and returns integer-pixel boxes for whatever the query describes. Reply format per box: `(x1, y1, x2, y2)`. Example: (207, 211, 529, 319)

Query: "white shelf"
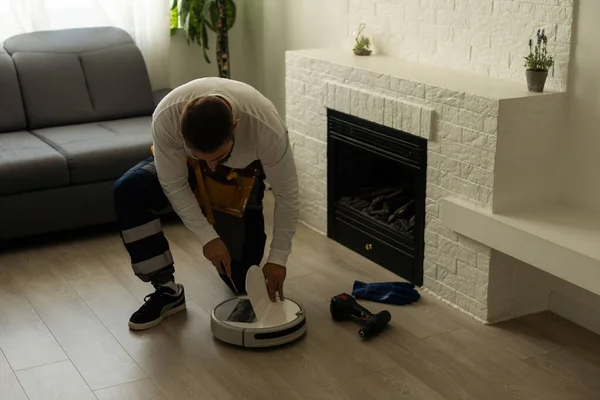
(289, 48, 563, 100)
(440, 197, 600, 297)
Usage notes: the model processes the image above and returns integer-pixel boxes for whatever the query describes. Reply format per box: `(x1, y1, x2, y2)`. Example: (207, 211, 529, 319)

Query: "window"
(0, 0, 135, 41)
(46, 0, 95, 8)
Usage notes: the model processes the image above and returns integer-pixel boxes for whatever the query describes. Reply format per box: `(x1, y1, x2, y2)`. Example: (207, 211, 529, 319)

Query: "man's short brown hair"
(180, 96, 234, 153)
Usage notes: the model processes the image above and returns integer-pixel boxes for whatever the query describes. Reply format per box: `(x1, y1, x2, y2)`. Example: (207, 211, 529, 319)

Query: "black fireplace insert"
(327, 109, 427, 286)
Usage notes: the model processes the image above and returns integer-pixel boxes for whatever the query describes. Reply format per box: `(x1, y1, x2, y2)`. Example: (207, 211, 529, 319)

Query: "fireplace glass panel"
(327, 109, 427, 285)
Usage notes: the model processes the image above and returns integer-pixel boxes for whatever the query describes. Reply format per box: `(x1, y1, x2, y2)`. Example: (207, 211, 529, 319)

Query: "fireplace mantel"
(288, 48, 560, 101)
(285, 48, 567, 323)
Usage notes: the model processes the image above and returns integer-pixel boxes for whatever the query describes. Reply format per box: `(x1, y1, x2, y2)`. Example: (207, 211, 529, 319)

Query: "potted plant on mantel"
(523, 29, 554, 92)
(352, 23, 372, 56)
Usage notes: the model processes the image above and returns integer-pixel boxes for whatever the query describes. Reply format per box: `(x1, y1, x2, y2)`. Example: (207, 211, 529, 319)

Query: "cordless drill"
(330, 293, 391, 339)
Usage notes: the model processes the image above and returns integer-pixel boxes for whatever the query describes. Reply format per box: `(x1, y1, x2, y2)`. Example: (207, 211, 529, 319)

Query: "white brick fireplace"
(285, 48, 570, 323)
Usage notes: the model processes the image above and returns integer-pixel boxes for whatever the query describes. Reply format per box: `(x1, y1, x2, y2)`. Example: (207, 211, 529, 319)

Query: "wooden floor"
(1, 193, 600, 400)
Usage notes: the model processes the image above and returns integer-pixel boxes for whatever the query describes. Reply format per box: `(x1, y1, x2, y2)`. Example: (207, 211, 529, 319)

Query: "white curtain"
(0, 0, 171, 89)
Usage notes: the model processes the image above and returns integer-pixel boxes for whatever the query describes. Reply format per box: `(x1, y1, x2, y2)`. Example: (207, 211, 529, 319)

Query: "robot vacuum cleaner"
(210, 265, 307, 348)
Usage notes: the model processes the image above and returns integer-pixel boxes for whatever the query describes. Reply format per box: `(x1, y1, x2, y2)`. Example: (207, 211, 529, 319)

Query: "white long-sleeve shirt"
(151, 77, 299, 267)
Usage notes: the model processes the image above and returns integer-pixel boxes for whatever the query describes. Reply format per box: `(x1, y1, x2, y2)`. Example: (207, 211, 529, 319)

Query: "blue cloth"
(352, 280, 420, 305)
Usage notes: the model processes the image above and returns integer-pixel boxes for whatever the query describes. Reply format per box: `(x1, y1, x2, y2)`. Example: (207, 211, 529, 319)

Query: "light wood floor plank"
(378, 331, 502, 400)
(157, 299, 292, 400)
(0, 349, 28, 400)
(345, 366, 449, 400)
(1, 192, 599, 400)
(16, 360, 96, 400)
(234, 340, 359, 400)
(421, 329, 588, 400)
(423, 326, 553, 366)
(517, 311, 600, 365)
(50, 238, 267, 400)
(284, 273, 404, 372)
(0, 265, 67, 371)
(94, 378, 166, 400)
(2, 249, 146, 391)
(466, 321, 560, 361)
(525, 348, 600, 399)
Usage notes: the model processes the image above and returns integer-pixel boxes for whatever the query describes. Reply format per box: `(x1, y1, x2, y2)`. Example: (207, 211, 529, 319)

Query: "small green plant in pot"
(523, 29, 554, 92)
(352, 23, 372, 56)
(354, 35, 371, 56)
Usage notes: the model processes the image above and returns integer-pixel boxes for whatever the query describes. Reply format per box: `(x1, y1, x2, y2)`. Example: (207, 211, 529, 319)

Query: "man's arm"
(257, 123, 300, 268)
(151, 111, 220, 246)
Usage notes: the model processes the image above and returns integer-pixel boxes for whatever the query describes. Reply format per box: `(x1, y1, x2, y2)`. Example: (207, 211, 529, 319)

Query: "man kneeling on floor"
(113, 77, 300, 331)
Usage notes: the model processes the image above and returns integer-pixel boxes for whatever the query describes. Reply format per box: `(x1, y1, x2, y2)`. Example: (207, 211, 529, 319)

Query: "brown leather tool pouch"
(188, 157, 263, 225)
(150, 145, 263, 225)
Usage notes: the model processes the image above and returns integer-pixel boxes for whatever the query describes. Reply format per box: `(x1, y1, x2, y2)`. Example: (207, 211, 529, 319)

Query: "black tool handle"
(352, 299, 375, 320)
(359, 310, 391, 339)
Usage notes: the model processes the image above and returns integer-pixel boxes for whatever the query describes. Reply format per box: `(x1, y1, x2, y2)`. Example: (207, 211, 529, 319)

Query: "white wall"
(552, 0, 600, 335)
(351, 0, 573, 89)
(563, 0, 600, 214)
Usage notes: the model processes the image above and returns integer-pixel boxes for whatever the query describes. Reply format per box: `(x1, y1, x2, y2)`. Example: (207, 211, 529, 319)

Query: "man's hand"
(263, 263, 286, 302)
(203, 238, 231, 276)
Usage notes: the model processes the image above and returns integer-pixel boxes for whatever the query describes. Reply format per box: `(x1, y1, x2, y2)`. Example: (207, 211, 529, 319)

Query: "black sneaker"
(128, 284, 186, 330)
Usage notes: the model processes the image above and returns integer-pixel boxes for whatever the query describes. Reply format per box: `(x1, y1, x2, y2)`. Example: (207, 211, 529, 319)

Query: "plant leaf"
(209, 0, 236, 31)
(184, 12, 191, 42)
(201, 0, 212, 20)
(180, 0, 191, 27)
(202, 22, 209, 49)
(170, 0, 179, 32)
(226, 0, 236, 30)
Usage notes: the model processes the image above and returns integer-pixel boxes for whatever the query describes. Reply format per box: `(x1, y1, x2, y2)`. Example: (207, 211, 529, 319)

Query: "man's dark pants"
(112, 156, 266, 294)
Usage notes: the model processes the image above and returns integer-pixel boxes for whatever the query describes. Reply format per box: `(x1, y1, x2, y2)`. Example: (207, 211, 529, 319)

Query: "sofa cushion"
(80, 45, 156, 120)
(0, 131, 69, 195)
(10, 52, 97, 128)
(31, 117, 153, 184)
(3, 27, 155, 129)
(0, 48, 26, 133)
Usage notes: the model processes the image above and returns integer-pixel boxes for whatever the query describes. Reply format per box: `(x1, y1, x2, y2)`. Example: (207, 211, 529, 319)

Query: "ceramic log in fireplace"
(326, 109, 427, 285)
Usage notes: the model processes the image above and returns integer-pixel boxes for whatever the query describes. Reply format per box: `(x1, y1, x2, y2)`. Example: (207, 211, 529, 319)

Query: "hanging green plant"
(170, 0, 237, 77)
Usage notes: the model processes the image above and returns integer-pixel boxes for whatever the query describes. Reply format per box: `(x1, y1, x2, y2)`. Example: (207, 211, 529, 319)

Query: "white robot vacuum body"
(210, 265, 307, 348)
(211, 296, 306, 347)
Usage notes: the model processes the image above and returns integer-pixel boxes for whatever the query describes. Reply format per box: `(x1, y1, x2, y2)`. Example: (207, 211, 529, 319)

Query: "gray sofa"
(0, 27, 171, 241)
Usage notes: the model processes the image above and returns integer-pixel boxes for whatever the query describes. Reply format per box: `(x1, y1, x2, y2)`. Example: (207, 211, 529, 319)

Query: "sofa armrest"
(153, 88, 172, 108)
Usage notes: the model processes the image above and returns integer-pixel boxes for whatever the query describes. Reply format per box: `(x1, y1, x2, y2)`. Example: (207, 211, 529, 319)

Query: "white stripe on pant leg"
(132, 250, 174, 275)
(122, 218, 162, 244)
